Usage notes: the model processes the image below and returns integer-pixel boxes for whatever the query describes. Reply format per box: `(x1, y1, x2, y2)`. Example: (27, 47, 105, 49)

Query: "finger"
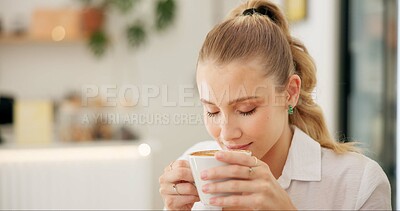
(203, 179, 258, 194)
(209, 194, 261, 209)
(215, 151, 260, 167)
(159, 168, 195, 184)
(202, 164, 261, 180)
(164, 195, 200, 209)
(164, 160, 190, 172)
(160, 182, 198, 196)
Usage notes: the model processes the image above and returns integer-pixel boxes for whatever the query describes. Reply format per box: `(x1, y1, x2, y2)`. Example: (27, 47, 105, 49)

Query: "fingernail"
(201, 171, 208, 180)
(202, 184, 209, 193)
(209, 197, 216, 205)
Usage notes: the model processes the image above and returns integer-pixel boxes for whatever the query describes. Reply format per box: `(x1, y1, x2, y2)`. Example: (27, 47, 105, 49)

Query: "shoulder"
(321, 147, 387, 178)
(320, 147, 371, 187)
(321, 147, 370, 170)
(320, 148, 391, 209)
(177, 140, 221, 161)
(321, 147, 388, 183)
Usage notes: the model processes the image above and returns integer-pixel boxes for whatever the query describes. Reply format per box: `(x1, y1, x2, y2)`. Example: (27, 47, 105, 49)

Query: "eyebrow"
(200, 96, 259, 106)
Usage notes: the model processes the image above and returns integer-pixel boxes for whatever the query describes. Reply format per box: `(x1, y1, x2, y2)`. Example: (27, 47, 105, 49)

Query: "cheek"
(242, 107, 285, 142)
(204, 117, 220, 139)
(242, 113, 271, 138)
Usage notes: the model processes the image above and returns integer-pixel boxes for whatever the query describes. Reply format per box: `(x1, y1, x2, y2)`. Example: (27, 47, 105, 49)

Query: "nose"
(220, 114, 242, 141)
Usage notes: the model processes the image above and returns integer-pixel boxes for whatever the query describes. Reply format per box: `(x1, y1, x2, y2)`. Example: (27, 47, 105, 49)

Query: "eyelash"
(206, 108, 256, 117)
(206, 112, 218, 118)
(240, 108, 256, 116)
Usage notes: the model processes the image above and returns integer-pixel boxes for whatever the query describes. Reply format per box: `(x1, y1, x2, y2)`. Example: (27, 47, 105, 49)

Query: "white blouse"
(177, 127, 392, 210)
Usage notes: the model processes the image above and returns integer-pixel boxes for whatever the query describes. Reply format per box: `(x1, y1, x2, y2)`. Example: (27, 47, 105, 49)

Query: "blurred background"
(0, 0, 397, 209)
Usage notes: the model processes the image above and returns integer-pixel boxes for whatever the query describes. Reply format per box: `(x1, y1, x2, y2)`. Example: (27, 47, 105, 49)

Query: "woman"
(159, 0, 391, 210)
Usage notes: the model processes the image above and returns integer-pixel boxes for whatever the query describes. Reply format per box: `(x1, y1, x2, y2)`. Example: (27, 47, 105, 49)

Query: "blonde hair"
(198, 0, 358, 153)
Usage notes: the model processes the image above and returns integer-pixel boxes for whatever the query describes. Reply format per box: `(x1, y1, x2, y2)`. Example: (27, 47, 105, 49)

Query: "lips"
(225, 142, 253, 150)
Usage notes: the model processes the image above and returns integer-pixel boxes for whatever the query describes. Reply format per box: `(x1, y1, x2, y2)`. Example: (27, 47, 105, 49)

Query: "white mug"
(189, 150, 251, 207)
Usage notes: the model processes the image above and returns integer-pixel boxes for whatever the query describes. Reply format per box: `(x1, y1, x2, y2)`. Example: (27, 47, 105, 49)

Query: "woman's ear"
(286, 75, 301, 107)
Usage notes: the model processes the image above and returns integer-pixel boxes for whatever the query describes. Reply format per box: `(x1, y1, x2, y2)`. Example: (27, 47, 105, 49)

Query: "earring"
(288, 105, 294, 115)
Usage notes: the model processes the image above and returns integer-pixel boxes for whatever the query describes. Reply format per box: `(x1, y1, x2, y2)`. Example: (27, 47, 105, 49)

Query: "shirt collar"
(277, 126, 322, 189)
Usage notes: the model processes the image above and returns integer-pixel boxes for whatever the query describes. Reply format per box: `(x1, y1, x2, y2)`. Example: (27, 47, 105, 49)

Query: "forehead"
(197, 60, 276, 102)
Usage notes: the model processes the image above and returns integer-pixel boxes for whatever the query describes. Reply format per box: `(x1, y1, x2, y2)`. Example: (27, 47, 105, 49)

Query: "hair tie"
(242, 6, 276, 23)
(243, 8, 257, 16)
(242, 6, 268, 16)
(256, 7, 268, 15)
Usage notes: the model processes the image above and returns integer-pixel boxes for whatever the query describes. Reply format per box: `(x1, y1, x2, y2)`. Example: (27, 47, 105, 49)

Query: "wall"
(0, 0, 340, 209)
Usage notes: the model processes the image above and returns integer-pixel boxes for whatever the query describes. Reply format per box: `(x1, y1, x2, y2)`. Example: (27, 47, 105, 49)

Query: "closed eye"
(239, 108, 256, 116)
(207, 111, 220, 118)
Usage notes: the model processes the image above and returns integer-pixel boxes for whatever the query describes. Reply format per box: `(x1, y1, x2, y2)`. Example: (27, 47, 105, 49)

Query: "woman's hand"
(201, 151, 296, 210)
(159, 160, 200, 210)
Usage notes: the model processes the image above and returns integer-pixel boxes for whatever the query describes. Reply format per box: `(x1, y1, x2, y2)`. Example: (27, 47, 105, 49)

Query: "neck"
(261, 124, 294, 179)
